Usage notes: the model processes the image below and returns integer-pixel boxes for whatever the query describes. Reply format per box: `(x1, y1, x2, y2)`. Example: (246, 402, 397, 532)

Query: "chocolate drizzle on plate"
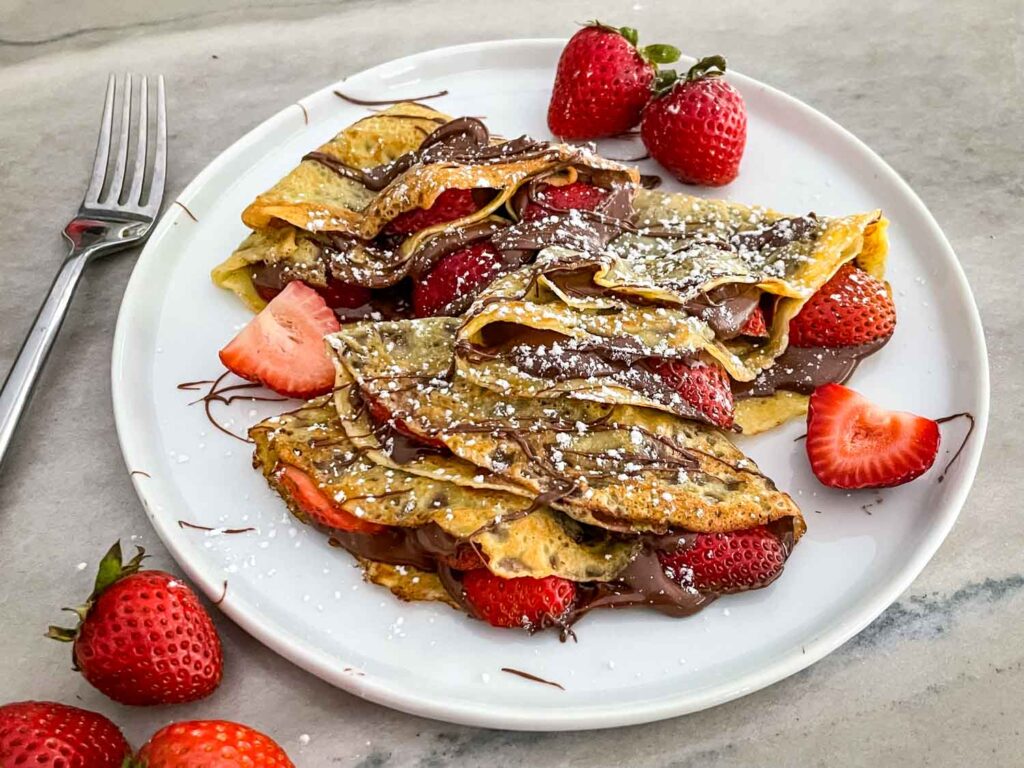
(177, 372, 287, 443)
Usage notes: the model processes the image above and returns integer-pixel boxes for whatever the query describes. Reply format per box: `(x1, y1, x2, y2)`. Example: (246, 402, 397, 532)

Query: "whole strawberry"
(658, 526, 787, 593)
(548, 22, 680, 139)
(136, 720, 294, 768)
(0, 701, 131, 768)
(641, 55, 747, 186)
(47, 542, 223, 706)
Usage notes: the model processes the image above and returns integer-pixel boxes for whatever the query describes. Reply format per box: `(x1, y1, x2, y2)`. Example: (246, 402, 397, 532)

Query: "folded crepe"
(250, 398, 638, 582)
(250, 397, 801, 625)
(213, 103, 638, 313)
(455, 188, 889, 433)
(326, 317, 804, 537)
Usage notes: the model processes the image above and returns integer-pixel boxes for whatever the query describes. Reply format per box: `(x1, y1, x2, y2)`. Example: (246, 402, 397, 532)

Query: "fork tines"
(82, 73, 166, 218)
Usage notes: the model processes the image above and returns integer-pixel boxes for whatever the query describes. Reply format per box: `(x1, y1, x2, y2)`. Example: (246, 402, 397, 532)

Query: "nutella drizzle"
(934, 412, 976, 483)
(178, 521, 255, 535)
(333, 88, 450, 106)
(499, 667, 565, 690)
(177, 372, 287, 443)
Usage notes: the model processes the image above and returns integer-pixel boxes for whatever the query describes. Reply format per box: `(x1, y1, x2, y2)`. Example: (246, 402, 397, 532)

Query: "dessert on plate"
(208, 96, 917, 633)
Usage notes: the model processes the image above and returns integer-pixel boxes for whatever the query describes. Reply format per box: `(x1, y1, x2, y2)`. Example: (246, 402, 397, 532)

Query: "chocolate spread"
(734, 337, 890, 398)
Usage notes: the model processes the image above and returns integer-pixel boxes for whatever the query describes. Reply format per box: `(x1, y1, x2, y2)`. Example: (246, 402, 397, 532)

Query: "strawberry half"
(806, 383, 940, 489)
(548, 23, 680, 139)
(521, 181, 609, 221)
(739, 305, 769, 338)
(648, 358, 735, 428)
(47, 543, 223, 706)
(789, 263, 896, 348)
(640, 56, 747, 186)
(276, 465, 386, 534)
(412, 241, 504, 317)
(0, 701, 131, 768)
(384, 188, 480, 235)
(219, 280, 341, 399)
(658, 526, 787, 593)
(462, 569, 576, 629)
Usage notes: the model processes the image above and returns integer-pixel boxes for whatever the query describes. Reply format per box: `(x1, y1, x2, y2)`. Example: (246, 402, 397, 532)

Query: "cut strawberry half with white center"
(219, 281, 340, 399)
(806, 383, 940, 489)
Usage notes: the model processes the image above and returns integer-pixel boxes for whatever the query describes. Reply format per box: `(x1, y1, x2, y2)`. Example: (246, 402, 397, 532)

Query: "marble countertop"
(1, 0, 1021, 764)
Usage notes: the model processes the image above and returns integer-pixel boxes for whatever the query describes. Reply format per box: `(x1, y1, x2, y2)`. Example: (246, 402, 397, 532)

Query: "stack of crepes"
(229, 102, 892, 631)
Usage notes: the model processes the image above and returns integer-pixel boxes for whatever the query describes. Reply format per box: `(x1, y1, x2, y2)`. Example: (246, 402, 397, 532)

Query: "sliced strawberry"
(739, 305, 768, 338)
(364, 392, 449, 451)
(219, 281, 340, 398)
(658, 526, 786, 593)
(444, 546, 487, 571)
(806, 383, 940, 489)
(412, 241, 503, 317)
(461, 569, 576, 629)
(384, 188, 480, 235)
(521, 181, 609, 221)
(647, 358, 735, 428)
(276, 465, 386, 534)
(789, 263, 896, 348)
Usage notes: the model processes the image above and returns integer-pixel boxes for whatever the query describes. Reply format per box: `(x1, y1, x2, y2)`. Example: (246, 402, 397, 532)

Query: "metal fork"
(0, 74, 167, 471)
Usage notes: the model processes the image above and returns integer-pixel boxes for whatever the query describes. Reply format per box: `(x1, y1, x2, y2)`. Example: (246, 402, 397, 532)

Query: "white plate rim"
(110, 38, 990, 730)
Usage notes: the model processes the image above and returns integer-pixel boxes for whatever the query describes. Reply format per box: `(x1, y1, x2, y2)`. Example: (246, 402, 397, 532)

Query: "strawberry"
(739, 305, 768, 338)
(648, 358, 735, 428)
(521, 181, 609, 221)
(462, 569, 577, 629)
(365, 391, 449, 452)
(275, 465, 386, 534)
(444, 545, 487, 571)
(658, 526, 786, 593)
(385, 188, 480, 235)
(0, 701, 131, 768)
(47, 542, 222, 706)
(412, 241, 503, 317)
(788, 263, 896, 348)
(806, 383, 940, 489)
(640, 56, 747, 186)
(548, 23, 680, 139)
(219, 280, 341, 398)
(136, 720, 294, 768)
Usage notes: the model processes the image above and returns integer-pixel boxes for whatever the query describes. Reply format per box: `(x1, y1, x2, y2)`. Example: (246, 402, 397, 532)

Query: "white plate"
(111, 39, 988, 730)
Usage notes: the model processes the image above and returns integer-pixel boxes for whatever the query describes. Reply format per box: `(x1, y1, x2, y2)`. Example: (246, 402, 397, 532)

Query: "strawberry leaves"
(46, 541, 146, 644)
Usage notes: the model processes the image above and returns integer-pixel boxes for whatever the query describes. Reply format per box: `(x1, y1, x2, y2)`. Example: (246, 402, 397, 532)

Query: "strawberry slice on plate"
(806, 383, 940, 489)
(276, 465, 386, 534)
(521, 181, 609, 221)
(658, 525, 787, 593)
(219, 281, 340, 398)
(789, 263, 896, 348)
(413, 241, 504, 317)
(384, 187, 480, 235)
(647, 358, 735, 428)
(462, 569, 577, 629)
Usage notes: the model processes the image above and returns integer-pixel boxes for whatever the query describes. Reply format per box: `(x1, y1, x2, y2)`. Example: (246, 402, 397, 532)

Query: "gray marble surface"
(0, 0, 1021, 764)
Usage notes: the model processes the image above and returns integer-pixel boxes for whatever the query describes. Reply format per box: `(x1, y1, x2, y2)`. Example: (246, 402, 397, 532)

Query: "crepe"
(454, 188, 889, 431)
(213, 103, 638, 312)
(249, 398, 638, 581)
(327, 317, 805, 537)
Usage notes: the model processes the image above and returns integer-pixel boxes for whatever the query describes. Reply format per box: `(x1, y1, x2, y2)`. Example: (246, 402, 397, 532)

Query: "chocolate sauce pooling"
(734, 337, 890, 398)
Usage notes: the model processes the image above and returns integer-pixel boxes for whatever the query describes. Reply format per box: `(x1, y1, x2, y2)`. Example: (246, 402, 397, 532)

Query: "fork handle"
(0, 253, 89, 472)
